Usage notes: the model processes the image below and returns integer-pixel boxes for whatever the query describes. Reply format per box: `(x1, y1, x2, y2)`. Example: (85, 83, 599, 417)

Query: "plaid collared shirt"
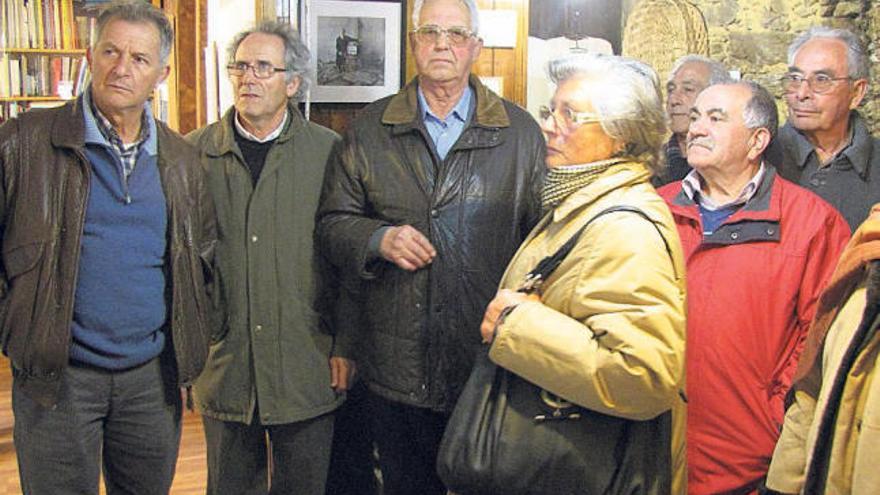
(89, 92, 150, 180)
(682, 162, 766, 211)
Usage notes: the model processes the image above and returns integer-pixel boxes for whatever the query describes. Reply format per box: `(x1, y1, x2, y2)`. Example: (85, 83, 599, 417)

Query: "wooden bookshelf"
(0, 95, 70, 102)
(0, 0, 95, 122)
(1, 48, 87, 55)
(1, 0, 205, 132)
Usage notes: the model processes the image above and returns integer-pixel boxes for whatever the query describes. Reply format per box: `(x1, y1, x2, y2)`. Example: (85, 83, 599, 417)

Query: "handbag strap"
(520, 205, 672, 294)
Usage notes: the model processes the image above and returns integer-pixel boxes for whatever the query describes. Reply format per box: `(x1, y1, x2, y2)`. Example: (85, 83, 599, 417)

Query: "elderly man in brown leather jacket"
(0, 1, 215, 493)
(316, 0, 545, 493)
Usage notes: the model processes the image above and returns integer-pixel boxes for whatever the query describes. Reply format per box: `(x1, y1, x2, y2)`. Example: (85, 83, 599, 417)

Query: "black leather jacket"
(0, 99, 216, 407)
(317, 77, 546, 411)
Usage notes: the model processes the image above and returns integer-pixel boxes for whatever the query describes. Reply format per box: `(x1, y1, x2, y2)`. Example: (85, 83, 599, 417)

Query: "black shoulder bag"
(437, 205, 675, 495)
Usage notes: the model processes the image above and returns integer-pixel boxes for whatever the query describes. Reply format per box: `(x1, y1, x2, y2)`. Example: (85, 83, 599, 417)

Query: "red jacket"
(659, 169, 850, 494)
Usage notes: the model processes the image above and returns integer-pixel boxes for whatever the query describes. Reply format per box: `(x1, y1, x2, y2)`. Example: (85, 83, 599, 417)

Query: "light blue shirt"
(418, 85, 473, 160)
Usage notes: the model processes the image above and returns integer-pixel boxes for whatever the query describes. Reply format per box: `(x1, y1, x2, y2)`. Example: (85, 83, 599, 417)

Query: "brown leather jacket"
(0, 99, 216, 407)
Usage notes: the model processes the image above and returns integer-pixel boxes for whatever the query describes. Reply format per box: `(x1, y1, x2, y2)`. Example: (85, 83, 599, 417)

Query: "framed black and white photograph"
(302, 0, 402, 103)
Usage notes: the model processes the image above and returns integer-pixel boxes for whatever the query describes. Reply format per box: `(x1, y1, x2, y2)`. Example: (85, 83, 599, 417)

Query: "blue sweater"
(68, 93, 168, 369)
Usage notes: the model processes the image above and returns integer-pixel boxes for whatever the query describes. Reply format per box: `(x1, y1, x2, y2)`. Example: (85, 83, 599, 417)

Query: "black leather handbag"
(436, 206, 674, 495)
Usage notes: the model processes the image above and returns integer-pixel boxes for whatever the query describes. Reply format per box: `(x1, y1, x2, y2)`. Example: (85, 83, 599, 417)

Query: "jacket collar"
(51, 94, 162, 156)
(668, 166, 782, 244)
(671, 164, 777, 214)
(551, 160, 652, 224)
(794, 204, 880, 396)
(381, 74, 510, 130)
(781, 111, 874, 179)
(201, 101, 307, 158)
(50, 98, 88, 152)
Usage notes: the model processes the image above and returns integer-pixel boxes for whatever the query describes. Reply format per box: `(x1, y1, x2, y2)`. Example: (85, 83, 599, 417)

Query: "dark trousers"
(366, 391, 449, 495)
(326, 381, 378, 495)
(13, 356, 182, 495)
(202, 410, 335, 495)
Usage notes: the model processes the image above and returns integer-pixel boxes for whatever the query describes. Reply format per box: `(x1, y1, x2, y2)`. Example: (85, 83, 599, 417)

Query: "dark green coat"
(188, 104, 344, 425)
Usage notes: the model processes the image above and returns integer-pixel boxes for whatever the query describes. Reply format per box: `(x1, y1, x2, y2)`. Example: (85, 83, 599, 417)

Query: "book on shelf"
(2, 0, 94, 50)
(1, 53, 86, 99)
(0, 52, 8, 98)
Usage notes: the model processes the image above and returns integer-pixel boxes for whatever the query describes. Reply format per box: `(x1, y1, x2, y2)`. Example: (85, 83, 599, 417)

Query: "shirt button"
(251, 235, 258, 243)
(430, 209, 439, 218)
(254, 325, 262, 333)
(415, 303, 422, 310)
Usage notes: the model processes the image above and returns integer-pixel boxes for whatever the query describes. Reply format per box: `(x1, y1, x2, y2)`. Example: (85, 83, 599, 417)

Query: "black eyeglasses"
(411, 25, 475, 46)
(226, 61, 288, 79)
(781, 73, 851, 94)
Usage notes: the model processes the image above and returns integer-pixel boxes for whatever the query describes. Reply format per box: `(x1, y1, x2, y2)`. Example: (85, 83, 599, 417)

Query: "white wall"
(206, 0, 257, 123)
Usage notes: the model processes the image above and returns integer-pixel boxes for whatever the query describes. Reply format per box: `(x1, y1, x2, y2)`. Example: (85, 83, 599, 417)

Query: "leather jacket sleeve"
(316, 128, 392, 280)
(196, 157, 218, 307)
(0, 119, 13, 302)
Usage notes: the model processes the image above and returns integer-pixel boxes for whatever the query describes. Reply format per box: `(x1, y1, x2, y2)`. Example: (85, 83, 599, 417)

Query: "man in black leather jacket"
(316, 0, 545, 493)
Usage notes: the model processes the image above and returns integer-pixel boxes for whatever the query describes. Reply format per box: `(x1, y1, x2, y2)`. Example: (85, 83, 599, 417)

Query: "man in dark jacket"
(188, 22, 352, 494)
(0, 1, 215, 493)
(316, 0, 545, 493)
(768, 26, 880, 231)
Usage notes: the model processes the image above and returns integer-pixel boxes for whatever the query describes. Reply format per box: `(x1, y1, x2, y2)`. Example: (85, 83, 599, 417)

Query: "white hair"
(411, 0, 480, 34)
(668, 55, 732, 85)
(788, 26, 868, 80)
(547, 53, 668, 173)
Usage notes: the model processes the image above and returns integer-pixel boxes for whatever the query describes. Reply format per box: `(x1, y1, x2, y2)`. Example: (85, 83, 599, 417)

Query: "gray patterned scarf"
(541, 158, 627, 209)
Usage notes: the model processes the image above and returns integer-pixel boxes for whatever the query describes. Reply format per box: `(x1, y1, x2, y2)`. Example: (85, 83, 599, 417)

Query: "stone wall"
(679, 0, 879, 132)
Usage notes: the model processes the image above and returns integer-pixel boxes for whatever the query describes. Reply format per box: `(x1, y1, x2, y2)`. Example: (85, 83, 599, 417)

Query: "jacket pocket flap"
(3, 242, 44, 279)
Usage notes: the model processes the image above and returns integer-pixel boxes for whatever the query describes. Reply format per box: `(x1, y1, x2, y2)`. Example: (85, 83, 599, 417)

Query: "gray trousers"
(202, 410, 334, 495)
(13, 356, 182, 495)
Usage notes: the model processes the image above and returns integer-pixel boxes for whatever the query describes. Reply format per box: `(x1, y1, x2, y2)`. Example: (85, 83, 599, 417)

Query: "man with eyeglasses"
(768, 26, 878, 231)
(316, 0, 545, 493)
(187, 22, 353, 494)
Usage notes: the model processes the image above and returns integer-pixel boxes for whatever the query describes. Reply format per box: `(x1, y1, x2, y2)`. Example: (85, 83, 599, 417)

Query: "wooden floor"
(0, 357, 208, 495)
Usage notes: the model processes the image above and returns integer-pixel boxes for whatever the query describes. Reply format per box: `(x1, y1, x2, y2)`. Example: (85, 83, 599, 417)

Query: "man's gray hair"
(411, 0, 480, 34)
(546, 53, 668, 174)
(708, 81, 778, 140)
(668, 54, 732, 85)
(94, 0, 174, 66)
(227, 21, 311, 100)
(740, 81, 778, 140)
(788, 26, 868, 80)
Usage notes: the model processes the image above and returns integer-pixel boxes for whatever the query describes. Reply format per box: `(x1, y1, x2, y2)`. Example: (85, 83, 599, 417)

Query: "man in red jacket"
(658, 81, 850, 494)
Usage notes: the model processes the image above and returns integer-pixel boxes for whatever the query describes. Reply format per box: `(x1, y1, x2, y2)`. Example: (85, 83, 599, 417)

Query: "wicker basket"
(623, 0, 709, 80)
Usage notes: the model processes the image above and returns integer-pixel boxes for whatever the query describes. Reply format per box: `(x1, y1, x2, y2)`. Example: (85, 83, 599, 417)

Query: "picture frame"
(301, 0, 402, 103)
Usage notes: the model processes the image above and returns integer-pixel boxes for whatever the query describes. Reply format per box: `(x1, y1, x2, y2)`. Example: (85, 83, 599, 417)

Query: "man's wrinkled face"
(411, 0, 482, 86)
(785, 37, 866, 137)
(87, 19, 169, 117)
(666, 61, 712, 137)
(686, 84, 757, 177)
(231, 32, 299, 128)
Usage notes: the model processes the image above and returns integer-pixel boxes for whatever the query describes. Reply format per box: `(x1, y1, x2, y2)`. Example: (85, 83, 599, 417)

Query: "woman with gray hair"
(477, 53, 687, 494)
